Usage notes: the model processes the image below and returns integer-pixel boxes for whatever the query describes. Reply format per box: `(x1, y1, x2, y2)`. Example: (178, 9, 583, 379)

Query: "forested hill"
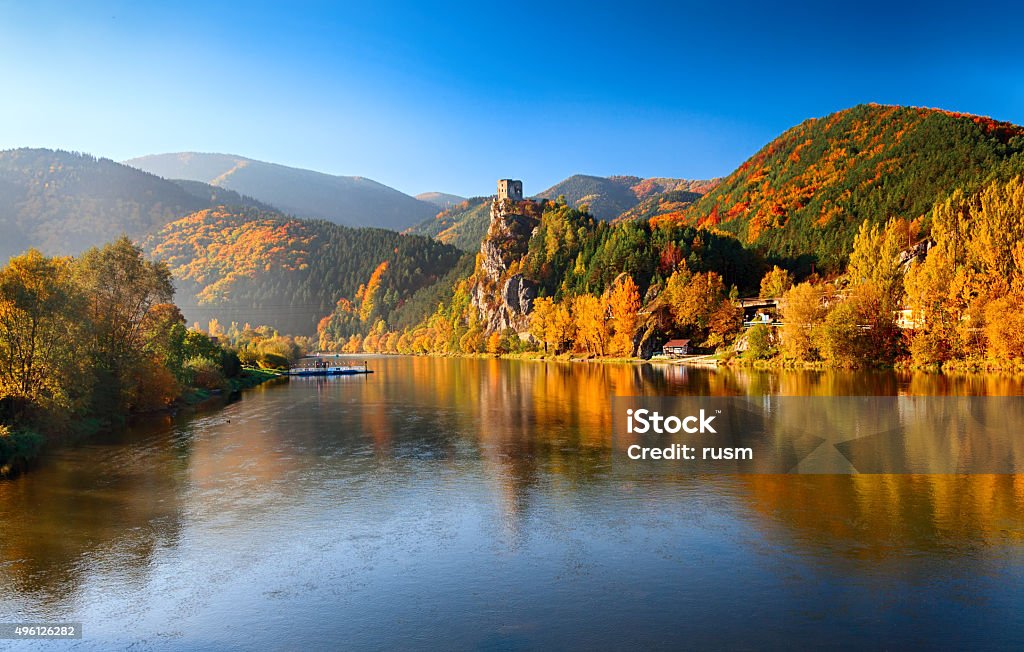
(406, 178, 721, 252)
(126, 152, 438, 230)
(145, 207, 465, 335)
(678, 104, 1024, 271)
(168, 178, 273, 211)
(405, 197, 492, 251)
(0, 148, 243, 261)
(535, 175, 721, 221)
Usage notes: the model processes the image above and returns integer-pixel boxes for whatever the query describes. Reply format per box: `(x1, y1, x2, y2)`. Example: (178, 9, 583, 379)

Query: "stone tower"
(496, 179, 523, 202)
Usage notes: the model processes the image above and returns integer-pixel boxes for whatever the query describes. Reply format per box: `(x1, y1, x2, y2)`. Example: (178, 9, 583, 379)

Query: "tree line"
(0, 237, 278, 475)
(319, 176, 1024, 370)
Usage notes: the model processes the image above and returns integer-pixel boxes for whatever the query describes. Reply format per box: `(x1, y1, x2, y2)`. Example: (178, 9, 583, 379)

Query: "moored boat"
(287, 357, 372, 376)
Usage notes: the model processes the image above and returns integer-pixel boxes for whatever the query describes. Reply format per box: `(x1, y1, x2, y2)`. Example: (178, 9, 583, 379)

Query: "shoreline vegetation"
(5, 107, 1024, 475)
(314, 177, 1024, 375)
(0, 239, 299, 478)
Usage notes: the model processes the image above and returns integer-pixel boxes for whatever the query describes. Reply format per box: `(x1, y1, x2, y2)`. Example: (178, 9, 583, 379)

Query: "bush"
(185, 356, 226, 390)
(0, 426, 45, 476)
(257, 352, 290, 370)
(220, 350, 243, 378)
(129, 360, 181, 411)
(745, 324, 775, 360)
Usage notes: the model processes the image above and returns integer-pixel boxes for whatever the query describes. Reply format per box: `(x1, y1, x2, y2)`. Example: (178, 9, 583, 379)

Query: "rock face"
(471, 198, 541, 333)
(633, 325, 659, 360)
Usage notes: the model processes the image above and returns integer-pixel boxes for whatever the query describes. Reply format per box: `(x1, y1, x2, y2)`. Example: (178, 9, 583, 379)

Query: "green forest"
(145, 206, 466, 335)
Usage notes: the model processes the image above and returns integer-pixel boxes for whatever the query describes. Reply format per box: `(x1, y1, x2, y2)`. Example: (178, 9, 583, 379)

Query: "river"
(1, 357, 1023, 649)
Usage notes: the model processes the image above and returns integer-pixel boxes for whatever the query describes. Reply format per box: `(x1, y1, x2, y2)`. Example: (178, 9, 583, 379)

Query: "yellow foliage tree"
(358, 261, 389, 323)
(529, 297, 574, 354)
(486, 332, 504, 355)
(0, 250, 85, 409)
(781, 282, 827, 361)
(985, 291, 1024, 361)
(759, 265, 793, 299)
(571, 294, 608, 356)
(608, 276, 641, 357)
(847, 217, 909, 307)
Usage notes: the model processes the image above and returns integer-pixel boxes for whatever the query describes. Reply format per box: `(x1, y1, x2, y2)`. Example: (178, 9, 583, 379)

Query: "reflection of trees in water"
(359, 358, 1024, 554)
(738, 474, 1024, 561)
(4, 360, 1022, 606)
(0, 415, 188, 605)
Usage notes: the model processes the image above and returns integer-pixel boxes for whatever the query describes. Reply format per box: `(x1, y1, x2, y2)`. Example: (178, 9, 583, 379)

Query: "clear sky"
(1, 0, 1022, 197)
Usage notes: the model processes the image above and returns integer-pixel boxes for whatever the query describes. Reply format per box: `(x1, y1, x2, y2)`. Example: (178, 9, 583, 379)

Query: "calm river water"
(1, 357, 1023, 650)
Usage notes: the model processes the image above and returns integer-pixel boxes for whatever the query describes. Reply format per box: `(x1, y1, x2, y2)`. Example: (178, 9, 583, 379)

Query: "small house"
(662, 339, 691, 356)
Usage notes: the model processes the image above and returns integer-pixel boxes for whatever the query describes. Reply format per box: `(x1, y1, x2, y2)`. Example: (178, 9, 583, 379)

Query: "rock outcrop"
(471, 197, 541, 333)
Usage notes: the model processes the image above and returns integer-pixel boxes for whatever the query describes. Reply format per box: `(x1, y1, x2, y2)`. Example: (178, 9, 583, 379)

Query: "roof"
(664, 339, 691, 347)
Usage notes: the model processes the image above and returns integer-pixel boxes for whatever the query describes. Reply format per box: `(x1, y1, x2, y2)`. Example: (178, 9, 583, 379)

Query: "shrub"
(129, 360, 181, 411)
(0, 426, 45, 477)
(745, 324, 775, 360)
(185, 356, 226, 389)
(257, 352, 290, 370)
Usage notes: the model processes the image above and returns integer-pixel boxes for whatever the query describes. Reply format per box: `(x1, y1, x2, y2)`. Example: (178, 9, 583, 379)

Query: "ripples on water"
(1, 358, 1023, 649)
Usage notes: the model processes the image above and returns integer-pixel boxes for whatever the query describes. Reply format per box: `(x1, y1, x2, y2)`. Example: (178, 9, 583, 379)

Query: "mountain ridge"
(0, 148, 251, 261)
(126, 152, 438, 230)
(534, 174, 722, 220)
(676, 103, 1024, 270)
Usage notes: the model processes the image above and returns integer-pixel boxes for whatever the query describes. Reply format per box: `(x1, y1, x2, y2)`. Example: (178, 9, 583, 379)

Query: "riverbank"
(0, 426, 44, 477)
(1, 367, 286, 479)
(178, 367, 287, 406)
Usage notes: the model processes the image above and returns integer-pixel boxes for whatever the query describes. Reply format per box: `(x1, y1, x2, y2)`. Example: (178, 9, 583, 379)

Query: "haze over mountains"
(4, 103, 1022, 337)
(415, 192, 467, 209)
(126, 152, 438, 230)
(0, 148, 268, 261)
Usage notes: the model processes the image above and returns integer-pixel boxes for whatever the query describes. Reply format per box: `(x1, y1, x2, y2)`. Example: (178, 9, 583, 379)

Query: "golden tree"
(780, 282, 826, 361)
(608, 276, 641, 357)
(571, 294, 608, 356)
(0, 250, 85, 410)
(759, 265, 794, 299)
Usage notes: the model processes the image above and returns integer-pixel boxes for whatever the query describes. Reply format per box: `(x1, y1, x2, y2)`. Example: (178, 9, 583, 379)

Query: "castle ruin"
(496, 179, 523, 202)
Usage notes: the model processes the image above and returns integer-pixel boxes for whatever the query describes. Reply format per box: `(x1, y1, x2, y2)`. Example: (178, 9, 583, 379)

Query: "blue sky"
(1, 1, 1022, 197)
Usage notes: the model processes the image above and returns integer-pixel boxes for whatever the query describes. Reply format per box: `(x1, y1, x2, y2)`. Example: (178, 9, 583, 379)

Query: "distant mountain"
(144, 206, 465, 335)
(169, 179, 274, 211)
(535, 174, 721, 221)
(405, 197, 491, 251)
(0, 148, 245, 262)
(678, 104, 1024, 270)
(416, 191, 467, 209)
(126, 152, 437, 230)
(408, 176, 722, 251)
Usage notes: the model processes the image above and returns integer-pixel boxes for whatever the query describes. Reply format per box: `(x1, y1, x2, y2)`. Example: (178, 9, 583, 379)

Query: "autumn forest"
(3, 103, 1024, 474)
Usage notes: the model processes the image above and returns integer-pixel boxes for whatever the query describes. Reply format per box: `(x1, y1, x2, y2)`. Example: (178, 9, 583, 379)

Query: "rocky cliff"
(471, 198, 542, 333)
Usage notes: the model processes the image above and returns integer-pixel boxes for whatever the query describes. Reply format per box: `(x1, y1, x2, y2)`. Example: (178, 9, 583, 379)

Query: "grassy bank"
(231, 367, 288, 390)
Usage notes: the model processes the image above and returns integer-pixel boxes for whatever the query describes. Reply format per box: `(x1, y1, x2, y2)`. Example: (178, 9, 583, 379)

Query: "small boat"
(287, 357, 373, 377)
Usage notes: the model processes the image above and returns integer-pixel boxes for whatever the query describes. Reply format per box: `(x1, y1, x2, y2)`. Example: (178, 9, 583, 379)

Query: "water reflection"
(0, 358, 1023, 648)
